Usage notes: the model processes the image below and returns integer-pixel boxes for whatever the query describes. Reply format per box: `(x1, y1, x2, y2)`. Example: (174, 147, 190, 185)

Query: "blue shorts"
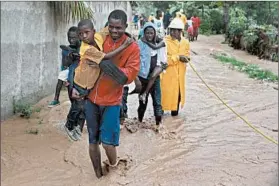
(84, 99, 120, 146)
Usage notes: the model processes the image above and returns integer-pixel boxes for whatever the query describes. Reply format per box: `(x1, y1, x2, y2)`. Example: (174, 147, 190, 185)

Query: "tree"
(48, 2, 94, 23)
(153, 1, 177, 11)
(223, 1, 229, 41)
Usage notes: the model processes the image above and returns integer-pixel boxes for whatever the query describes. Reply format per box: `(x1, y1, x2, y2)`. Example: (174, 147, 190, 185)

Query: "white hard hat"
(168, 18, 184, 29)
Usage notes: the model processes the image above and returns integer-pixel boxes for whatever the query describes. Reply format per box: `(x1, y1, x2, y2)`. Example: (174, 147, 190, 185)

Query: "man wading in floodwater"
(75, 10, 140, 178)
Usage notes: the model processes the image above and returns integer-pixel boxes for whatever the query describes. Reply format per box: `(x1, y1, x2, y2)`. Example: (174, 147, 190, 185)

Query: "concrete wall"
(90, 1, 133, 32)
(1, 2, 132, 120)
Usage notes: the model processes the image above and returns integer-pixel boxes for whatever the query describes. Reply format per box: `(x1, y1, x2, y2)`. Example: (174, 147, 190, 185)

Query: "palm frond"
(49, 1, 94, 23)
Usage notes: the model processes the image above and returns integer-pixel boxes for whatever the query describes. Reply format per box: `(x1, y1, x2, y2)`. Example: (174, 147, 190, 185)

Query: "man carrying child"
(70, 10, 140, 178)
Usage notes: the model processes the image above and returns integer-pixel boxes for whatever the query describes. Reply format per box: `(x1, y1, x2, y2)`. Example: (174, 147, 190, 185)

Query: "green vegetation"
(48, 2, 94, 23)
(13, 101, 33, 118)
(13, 100, 42, 119)
(213, 54, 278, 82)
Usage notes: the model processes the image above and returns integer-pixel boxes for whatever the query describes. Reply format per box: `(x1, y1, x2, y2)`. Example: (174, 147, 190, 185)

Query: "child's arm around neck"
(103, 37, 134, 59)
(141, 37, 166, 50)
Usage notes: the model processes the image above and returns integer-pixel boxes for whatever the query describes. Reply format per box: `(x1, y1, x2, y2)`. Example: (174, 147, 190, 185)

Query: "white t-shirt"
(150, 42, 167, 66)
(187, 20, 193, 27)
(153, 17, 165, 38)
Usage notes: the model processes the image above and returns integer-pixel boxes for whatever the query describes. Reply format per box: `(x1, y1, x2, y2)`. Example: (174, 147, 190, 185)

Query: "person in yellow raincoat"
(161, 18, 190, 116)
(179, 9, 187, 26)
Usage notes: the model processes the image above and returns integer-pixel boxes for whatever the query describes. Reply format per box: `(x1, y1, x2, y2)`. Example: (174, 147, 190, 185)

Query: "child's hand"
(123, 38, 133, 47)
(139, 92, 147, 104)
(71, 88, 81, 99)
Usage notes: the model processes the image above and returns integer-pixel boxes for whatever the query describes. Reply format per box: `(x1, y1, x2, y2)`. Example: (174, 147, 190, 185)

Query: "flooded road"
(1, 35, 278, 186)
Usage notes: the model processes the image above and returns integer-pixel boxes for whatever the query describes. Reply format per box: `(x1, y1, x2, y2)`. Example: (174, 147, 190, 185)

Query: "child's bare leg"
(142, 67, 163, 96)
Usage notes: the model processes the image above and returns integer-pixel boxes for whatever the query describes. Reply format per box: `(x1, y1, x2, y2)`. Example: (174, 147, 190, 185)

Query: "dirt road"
(1, 35, 278, 186)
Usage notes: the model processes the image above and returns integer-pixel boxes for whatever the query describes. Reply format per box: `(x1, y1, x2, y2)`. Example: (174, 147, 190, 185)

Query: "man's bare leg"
(89, 144, 103, 178)
(102, 144, 117, 166)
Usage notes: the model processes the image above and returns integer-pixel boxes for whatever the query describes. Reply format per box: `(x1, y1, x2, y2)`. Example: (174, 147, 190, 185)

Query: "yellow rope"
(188, 61, 278, 145)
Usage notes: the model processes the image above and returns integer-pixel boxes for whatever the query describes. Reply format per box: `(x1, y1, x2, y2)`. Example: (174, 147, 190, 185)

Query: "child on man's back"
(72, 19, 133, 98)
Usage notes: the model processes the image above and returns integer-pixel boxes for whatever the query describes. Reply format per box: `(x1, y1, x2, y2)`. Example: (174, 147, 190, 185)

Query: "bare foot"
(101, 165, 109, 176)
(103, 155, 132, 175)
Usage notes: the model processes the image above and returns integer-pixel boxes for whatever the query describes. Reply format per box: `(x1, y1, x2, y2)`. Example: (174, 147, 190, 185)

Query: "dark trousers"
(138, 77, 163, 124)
(120, 86, 129, 119)
(65, 98, 85, 131)
(65, 61, 86, 131)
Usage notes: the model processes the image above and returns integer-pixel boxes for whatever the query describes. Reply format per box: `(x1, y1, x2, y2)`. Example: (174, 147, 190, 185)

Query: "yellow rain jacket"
(160, 35, 190, 111)
(176, 12, 187, 26)
(180, 13, 187, 26)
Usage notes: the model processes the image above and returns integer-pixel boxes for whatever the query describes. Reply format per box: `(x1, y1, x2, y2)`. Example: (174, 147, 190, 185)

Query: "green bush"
(228, 8, 248, 36)
(198, 7, 223, 35)
(12, 100, 38, 119)
(199, 18, 212, 35)
(209, 9, 224, 34)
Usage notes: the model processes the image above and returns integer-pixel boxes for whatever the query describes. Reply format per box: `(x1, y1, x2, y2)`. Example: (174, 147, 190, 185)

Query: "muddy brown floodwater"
(1, 35, 278, 186)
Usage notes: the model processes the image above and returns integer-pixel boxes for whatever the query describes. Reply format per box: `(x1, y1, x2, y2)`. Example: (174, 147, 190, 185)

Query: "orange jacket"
(88, 34, 140, 105)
